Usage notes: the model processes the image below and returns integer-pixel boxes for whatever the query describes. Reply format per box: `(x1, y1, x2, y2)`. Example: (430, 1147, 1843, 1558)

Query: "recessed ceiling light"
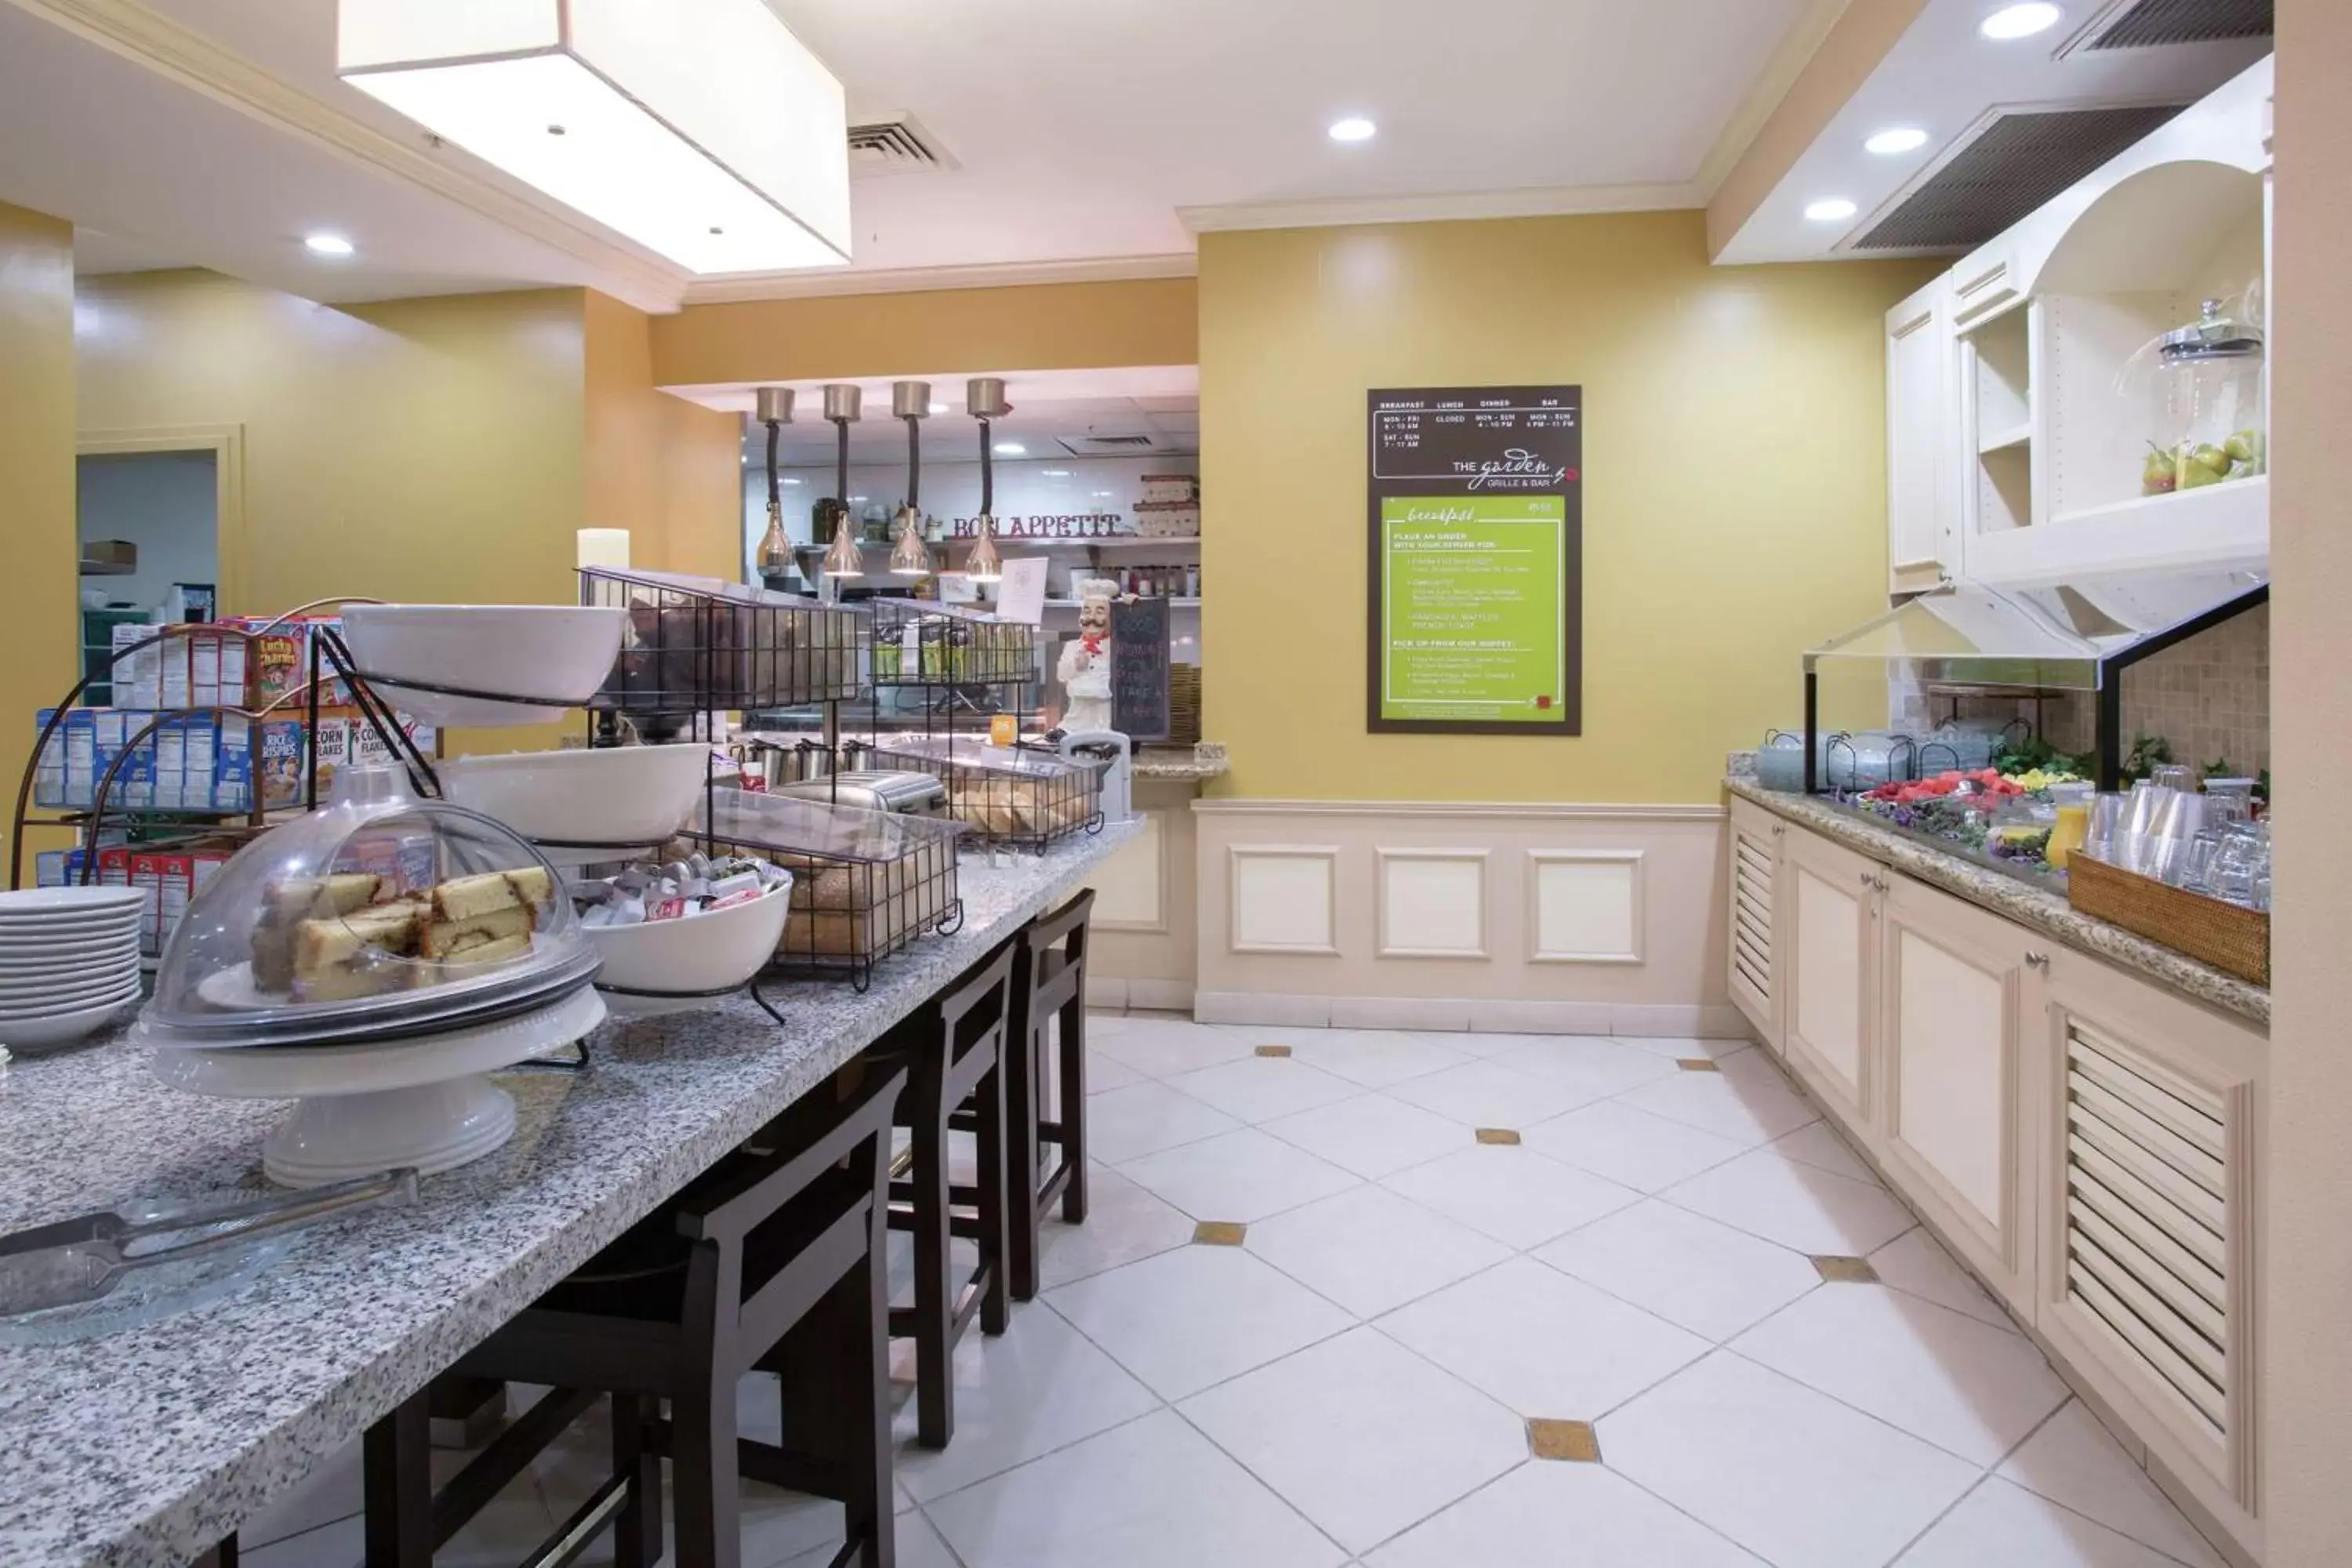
(1805, 198, 1859, 223)
(994, 442, 1026, 456)
(1328, 117, 1377, 143)
(1980, 3, 2062, 41)
(303, 232, 356, 256)
(782, 477, 802, 485)
(1042, 469, 1073, 477)
(928, 401, 949, 415)
(1864, 127, 1929, 155)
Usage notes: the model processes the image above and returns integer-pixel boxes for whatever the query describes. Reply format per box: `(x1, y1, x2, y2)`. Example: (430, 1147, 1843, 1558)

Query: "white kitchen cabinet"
(1885, 274, 1959, 594)
(1726, 796, 1784, 1051)
(1888, 55, 2274, 595)
(1878, 873, 2034, 1312)
(1778, 826, 1878, 1139)
(2038, 946, 2263, 1551)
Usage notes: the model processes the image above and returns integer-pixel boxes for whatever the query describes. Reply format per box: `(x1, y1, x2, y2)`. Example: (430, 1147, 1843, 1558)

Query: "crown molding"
(1179, 180, 1703, 235)
(7, 0, 690, 314)
(680, 251, 1198, 306)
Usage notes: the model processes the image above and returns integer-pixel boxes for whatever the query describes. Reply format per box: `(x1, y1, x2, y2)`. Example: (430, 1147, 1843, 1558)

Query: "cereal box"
(154, 718, 187, 811)
(244, 618, 311, 712)
(157, 852, 197, 952)
(111, 622, 161, 710)
(63, 710, 98, 809)
(190, 630, 223, 710)
(259, 720, 307, 811)
(220, 631, 251, 710)
(31, 709, 64, 809)
(130, 851, 167, 956)
(159, 634, 192, 711)
(312, 718, 351, 800)
(216, 714, 252, 812)
(183, 716, 219, 812)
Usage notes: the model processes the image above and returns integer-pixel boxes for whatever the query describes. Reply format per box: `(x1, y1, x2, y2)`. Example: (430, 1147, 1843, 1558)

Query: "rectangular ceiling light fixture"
(339, 0, 851, 274)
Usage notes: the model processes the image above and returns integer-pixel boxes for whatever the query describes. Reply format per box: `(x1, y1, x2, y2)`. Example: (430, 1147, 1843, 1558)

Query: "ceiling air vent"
(846, 117, 956, 176)
(1854, 104, 2188, 252)
(2081, 0, 2272, 50)
(1058, 434, 1157, 455)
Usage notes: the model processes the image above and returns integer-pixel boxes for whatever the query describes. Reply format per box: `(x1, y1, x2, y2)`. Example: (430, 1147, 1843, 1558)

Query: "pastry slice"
(421, 902, 533, 962)
(290, 901, 424, 1004)
(424, 930, 533, 978)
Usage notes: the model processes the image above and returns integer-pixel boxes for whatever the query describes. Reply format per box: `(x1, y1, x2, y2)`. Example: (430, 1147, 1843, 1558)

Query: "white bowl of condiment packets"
(577, 855, 793, 999)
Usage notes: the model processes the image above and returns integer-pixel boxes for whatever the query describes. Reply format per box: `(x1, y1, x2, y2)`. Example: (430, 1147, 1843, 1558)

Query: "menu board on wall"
(1110, 597, 1172, 742)
(1367, 386, 1582, 735)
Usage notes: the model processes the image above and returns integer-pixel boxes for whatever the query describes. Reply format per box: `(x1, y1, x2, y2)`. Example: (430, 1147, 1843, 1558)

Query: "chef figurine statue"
(1057, 576, 1119, 734)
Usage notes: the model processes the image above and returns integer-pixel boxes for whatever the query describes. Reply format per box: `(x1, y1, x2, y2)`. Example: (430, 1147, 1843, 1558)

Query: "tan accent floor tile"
(1475, 1128, 1523, 1146)
(1676, 1058, 1722, 1073)
(1255, 1044, 1294, 1058)
(1812, 1254, 1880, 1283)
(1193, 1221, 1249, 1247)
(1527, 1418, 1601, 1462)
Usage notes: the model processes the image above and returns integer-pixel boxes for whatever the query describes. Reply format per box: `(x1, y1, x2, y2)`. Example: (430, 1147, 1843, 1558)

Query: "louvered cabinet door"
(1726, 799, 1784, 1050)
(2040, 951, 2264, 1530)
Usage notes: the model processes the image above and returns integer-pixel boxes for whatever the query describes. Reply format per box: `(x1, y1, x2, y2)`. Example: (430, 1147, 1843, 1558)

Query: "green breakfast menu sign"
(1367, 387, 1581, 735)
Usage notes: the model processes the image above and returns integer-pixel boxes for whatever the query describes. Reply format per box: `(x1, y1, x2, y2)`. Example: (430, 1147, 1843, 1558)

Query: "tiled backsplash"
(1890, 604, 2267, 778)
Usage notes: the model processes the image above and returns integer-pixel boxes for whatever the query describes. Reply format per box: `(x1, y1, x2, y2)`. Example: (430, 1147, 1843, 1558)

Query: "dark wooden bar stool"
(865, 941, 1018, 1450)
(359, 1062, 908, 1568)
(1004, 888, 1096, 1301)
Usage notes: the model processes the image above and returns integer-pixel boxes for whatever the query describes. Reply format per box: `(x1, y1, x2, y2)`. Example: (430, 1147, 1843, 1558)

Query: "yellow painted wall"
(0, 200, 79, 873)
(651, 276, 1198, 387)
(76, 271, 590, 618)
(1199, 212, 1936, 804)
(583, 289, 744, 581)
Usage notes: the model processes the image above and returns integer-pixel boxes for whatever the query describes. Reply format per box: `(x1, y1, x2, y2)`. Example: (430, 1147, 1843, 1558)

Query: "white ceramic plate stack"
(0, 886, 146, 1051)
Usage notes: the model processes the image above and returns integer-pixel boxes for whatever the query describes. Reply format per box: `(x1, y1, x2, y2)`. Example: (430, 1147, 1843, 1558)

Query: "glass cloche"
(144, 765, 597, 1045)
(2121, 295, 2266, 497)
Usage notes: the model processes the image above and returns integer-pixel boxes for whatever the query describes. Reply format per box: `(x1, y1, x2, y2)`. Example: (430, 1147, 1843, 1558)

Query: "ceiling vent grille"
(1854, 105, 2187, 252)
(1058, 434, 1157, 455)
(847, 118, 955, 175)
(2084, 0, 2272, 50)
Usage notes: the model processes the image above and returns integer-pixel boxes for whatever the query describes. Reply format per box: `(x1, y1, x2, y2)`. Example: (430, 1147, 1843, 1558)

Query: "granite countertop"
(0, 823, 1138, 1568)
(1132, 742, 1228, 783)
(1727, 779, 2267, 1027)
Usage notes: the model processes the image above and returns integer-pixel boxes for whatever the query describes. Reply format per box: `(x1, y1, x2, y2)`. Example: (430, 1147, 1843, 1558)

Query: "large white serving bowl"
(441, 743, 709, 856)
(586, 879, 791, 999)
(341, 604, 627, 727)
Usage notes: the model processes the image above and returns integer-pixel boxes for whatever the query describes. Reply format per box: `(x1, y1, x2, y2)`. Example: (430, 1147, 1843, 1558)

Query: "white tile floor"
(238, 1012, 2227, 1568)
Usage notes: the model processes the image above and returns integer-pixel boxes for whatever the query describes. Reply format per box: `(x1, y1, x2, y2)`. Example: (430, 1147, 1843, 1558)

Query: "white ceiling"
(20, 0, 1813, 303)
(1717, 0, 2271, 263)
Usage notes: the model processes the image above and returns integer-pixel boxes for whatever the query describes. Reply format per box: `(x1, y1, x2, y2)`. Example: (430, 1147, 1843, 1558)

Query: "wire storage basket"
(866, 601, 1036, 688)
(583, 568, 864, 713)
(855, 732, 1104, 851)
(687, 790, 964, 988)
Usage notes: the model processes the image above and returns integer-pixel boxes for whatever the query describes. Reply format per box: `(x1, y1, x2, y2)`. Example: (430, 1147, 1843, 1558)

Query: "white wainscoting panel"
(1228, 844, 1340, 955)
(1527, 850, 1644, 964)
(1376, 848, 1490, 959)
(1093, 809, 1167, 931)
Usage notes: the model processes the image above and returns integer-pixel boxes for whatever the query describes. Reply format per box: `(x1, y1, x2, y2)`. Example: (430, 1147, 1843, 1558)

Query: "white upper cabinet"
(1888, 56, 2274, 594)
(1886, 273, 1959, 594)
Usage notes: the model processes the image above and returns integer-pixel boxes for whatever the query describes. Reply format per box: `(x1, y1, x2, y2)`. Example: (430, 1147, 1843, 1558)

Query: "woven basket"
(2067, 854, 2269, 986)
(1168, 664, 1203, 746)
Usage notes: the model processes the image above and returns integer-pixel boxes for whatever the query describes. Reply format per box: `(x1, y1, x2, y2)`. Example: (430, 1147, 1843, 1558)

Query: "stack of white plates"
(0, 886, 146, 1051)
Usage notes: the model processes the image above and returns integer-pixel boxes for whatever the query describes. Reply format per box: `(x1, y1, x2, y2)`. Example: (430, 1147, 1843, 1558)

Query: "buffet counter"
(1087, 744, 1227, 1011)
(0, 822, 1139, 1568)
(1726, 777, 2266, 1025)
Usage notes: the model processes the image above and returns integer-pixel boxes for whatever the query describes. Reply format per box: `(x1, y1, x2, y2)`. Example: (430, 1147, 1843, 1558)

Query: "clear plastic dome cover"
(148, 770, 586, 1036)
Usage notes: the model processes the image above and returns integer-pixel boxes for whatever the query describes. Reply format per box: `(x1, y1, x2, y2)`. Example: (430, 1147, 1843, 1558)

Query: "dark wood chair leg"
(974, 1055, 1011, 1336)
(913, 1072, 955, 1450)
(194, 1535, 238, 1568)
(361, 1392, 434, 1568)
(846, 1228, 896, 1568)
(612, 1393, 662, 1568)
(1004, 995, 1045, 1303)
(1057, 996, 1089, 1224)
(672, 1374, 743, 1568)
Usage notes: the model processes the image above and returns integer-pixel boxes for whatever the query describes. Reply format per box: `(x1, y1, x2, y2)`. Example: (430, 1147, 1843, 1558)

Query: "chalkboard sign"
(1367, 386, 1583, 736)
(1109, 598, 1172, 742)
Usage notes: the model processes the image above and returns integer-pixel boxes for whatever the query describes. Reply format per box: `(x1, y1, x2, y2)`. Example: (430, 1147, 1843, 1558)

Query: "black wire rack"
(851, 733, 1105, 851)
(685, 790, 966, 992)
(583, 568, 866, 713)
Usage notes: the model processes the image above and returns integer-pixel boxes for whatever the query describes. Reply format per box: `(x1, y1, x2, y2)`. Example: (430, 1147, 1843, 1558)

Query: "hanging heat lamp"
(753, 386, 795, 583)
(887, 380, 932, 578)
(818, 383, 865, 579)
(967, 376, 1011, 584)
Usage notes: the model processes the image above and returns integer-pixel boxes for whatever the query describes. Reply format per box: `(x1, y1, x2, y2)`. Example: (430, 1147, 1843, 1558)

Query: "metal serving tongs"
(0, 1167, 419, 1317)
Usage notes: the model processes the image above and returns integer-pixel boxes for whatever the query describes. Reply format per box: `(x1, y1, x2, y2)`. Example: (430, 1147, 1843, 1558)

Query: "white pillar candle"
(576, 528, 632, 570)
